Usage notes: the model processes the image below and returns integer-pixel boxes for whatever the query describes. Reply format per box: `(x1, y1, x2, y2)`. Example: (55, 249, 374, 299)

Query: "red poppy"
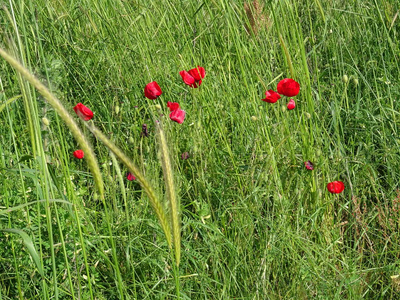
(144, 81, 162, 100)
(170, 108, 186, 124)
(126, 172, 136, 181)
(304, 161, 314, 170)
(73, 103, 94, 121)
(181, 152, 190, 160)
(180, 66, 205, 88)
(73, 150, 84, 159)
(262, 90, 281, 103)
(277, 78, 300, 97)
(287, 99, 296, 110)
(167, 101, 180, 112)
(327, 181, 345, 194)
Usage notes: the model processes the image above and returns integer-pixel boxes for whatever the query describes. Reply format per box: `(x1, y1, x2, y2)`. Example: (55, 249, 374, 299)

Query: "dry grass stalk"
(244, 0, 271, 35)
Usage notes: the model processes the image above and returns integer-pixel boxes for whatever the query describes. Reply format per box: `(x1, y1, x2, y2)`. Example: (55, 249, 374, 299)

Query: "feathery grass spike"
(0, 47, 105, 200)
(157, 122, 181, 266)
(85, 122, 173, 248)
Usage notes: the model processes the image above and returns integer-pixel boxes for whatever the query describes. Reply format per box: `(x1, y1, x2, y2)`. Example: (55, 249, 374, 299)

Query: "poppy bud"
(155, 104, 162, 110)
(287, 99, 296, 110)
(128, 137, 134, 144)
(342, 74, 349, 84)
(42, 117, 50, 126)
(353, 78, 359, 86)
(251, 116, 258, 121)
(115, 105, 120, 115)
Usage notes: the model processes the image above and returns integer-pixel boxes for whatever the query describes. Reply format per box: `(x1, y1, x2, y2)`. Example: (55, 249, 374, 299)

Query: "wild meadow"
(0, 0, 400, 298)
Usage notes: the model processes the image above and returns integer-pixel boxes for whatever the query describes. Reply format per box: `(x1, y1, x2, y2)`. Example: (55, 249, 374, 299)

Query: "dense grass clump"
(1, 0, 400, 299)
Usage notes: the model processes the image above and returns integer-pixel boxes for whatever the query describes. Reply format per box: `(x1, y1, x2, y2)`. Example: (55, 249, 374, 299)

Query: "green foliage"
(1, 0, 400, 298)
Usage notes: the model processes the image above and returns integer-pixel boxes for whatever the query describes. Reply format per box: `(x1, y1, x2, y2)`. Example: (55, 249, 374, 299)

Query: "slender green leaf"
(1, 228, 44, 277)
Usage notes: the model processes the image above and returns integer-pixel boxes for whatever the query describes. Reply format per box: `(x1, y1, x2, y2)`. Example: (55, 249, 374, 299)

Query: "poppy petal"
(126, 172, 136, 181)
(169, 108, 186, 124)
(179, 70, 195, 86)
(167, 101, 180, 112)
(73, 103, 94, 121)
(304, 160, 314, 170)
(262, 90, 281, 103)
(188, 66, 205, 81)
(144, 81, 162, 100)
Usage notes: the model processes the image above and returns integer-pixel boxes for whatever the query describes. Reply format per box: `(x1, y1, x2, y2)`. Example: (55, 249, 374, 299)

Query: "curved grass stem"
(85, 122, 173, 248)
(0, 47, 105, 200)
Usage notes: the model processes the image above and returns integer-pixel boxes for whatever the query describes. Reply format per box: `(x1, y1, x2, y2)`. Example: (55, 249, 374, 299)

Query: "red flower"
(262, 90, 281, 103)
(287, 99, 296, 110)
(73, 103, 93, 121)
(167, 101, 180, 112)
(144, 81, 162, 100)
(327, 181, 345, 194)
(180, 66, 205, 88)
(277, 78, 300, 97)
(170, 108, 186, 124)
(181, 152, 190, 160)
(126, 172, 136, 181)
(73, 150, 84, 159)
(304, 161, 314, 170)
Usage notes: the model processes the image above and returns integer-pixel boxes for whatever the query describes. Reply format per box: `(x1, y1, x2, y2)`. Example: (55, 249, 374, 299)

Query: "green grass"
(1, 0, 400, 298)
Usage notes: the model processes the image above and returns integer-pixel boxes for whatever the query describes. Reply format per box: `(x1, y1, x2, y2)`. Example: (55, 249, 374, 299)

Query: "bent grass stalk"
(0, 46, 176, 295)
(85, 122, 173, 249)
(1, 44, 176, 256)
(0, 47, 105, 200)
(0, 46, 102, 299)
